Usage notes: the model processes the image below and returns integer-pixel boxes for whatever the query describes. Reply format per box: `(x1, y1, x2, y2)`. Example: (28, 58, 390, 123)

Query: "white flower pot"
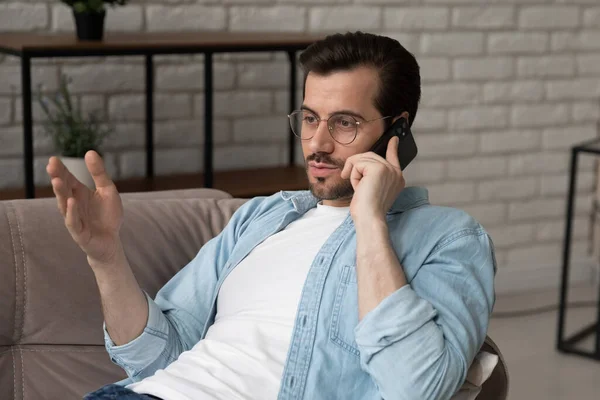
(60, 156, 95, 190)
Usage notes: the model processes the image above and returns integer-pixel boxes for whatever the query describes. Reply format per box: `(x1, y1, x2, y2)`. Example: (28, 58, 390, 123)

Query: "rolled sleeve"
(354, 284, 437, 364)
(104, 292, 171, 376)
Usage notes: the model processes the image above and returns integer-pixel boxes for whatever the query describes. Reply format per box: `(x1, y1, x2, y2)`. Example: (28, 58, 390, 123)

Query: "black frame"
(1, 43, 307, 198)
(557, 137, 600, 361)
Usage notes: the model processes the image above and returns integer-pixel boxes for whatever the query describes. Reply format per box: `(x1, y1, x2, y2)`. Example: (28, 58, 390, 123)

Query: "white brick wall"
(2, 0, 600, 293)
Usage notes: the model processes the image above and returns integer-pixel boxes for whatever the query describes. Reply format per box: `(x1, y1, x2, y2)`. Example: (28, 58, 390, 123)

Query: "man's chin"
(308, 176, 354, 201)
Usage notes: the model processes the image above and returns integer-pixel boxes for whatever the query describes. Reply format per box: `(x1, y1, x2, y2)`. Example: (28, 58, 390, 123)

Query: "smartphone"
(369, 117, 418, 170)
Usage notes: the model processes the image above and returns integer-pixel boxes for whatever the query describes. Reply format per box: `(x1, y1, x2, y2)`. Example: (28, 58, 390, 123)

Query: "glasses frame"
(287, 109, 392, 145)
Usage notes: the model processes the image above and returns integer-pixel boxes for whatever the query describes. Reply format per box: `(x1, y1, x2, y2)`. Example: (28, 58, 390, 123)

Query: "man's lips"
(308, 163, 338, 177)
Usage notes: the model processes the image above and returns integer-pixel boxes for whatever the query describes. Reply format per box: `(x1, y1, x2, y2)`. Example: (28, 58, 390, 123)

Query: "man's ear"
(391, 111, 410, 125)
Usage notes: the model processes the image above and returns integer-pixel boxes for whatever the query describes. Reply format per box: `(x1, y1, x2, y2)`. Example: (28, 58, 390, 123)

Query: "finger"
(386, 136, 401, 169)
(341, 156, 355, 179)
(85, 151, 114, 189)
(65, 197, 83, 236)
(51, 177, 68, 217)
(349, 163, 364, 189)
(48, 156, 79, 198)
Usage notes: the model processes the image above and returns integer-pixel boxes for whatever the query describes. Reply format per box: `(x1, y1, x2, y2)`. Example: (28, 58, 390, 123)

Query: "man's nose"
(309, 121, 335, 154)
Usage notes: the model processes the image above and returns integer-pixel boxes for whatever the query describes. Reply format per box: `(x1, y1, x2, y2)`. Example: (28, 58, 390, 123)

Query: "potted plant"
(37, 74, 112, 189)
(60, 0, 128, 41)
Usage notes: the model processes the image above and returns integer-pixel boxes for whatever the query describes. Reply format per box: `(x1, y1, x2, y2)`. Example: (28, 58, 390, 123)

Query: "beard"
(305, 153, 354, 201)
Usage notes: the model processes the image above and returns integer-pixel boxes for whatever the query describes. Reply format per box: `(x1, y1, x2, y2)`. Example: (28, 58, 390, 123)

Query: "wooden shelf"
(0, 166, 309, 200)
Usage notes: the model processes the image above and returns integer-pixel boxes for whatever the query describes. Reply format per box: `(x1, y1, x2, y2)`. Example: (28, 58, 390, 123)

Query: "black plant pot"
(73, 10, 106, 41)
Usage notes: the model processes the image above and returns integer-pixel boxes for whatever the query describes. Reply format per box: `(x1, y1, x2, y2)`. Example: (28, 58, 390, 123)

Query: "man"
(47, 32, 496, 400)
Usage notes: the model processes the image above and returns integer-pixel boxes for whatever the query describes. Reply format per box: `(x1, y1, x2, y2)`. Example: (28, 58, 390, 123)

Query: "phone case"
(369, 118, 418, 170)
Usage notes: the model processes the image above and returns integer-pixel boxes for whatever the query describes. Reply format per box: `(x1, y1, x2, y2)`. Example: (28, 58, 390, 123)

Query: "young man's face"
(301, 66, 387, 207)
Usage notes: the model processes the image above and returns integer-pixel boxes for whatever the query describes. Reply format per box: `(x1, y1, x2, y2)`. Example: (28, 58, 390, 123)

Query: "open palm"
(47, 151, 124, 264)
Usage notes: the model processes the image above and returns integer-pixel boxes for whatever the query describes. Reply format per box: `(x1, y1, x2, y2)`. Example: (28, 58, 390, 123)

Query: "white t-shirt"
(127, 202, 350, 400)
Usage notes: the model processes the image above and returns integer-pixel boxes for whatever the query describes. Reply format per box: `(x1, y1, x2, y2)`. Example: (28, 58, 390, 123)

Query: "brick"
(217, 53, 273, 62)
(62, 64, 143, 93)
(452, 6, 515, 29)
(231, 6, 305, 32)
(480, 129, 541, 154)
(448, 157, 507, 180)
(540, 171, 595, 197)
(52, 4, 143, 32)
(583, 8, 600, 27)
(448, 106, 509, 131)
(509, 152, 569, 175)
(537, 217, 590, 242)
(233, 116, 288, 143)
(0, 98, 11, 125)
(146, 6, 225, 32)
(417, 133, 477, 158)
(453, 57, 514, 81)
(519, 6, 579, 29)
(507, 243, 561, 266)
(460, 203, 507, 227)
(156, 63, 235, 91)
(547, 79, 600, 100)
(101, 123, 144, 151)
(517, 55, 575, 78)
(402, 159, 445, 184)
(483, 81, 544, 104)
(238, 62, 289, 89)
(421, 33, 484, 56)
(488, 33, 548, 54)
(577, 54, 600, 75)
(108, 94, 191, 121)
(155, 119, 231, 148)
(511, 104, 569, 128)
(383, 7, 449, 31)
(477, 177, 537, 201)
(156, 148, 205, 175)
(0, 3, 48, 31)
(420, 83, 480, 107)
(509, 198, 563, 221)
(410, 109, 446, 132)
(215, 144, 282, 171)
(486, 223, 535, 248)
(418, 57, 451, 82)
(198, 91, 272, 117)
(427, 182, 476, 206)
(274, 90, 304, 114)
(542, 124, 597, 150)
(309, 7, 380, 31)
(354, 0, 409, 3)
(552, 31, 600, 51)
(0, 65, 59, 94)
(572, 102, 600, 122)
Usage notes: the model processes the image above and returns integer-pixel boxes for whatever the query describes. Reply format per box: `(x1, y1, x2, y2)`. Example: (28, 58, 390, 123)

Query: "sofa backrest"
(0, 189, 248, 400)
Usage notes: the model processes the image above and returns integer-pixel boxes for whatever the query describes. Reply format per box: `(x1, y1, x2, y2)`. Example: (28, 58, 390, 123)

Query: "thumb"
(386, 136, 401, 169)
(85, 151, 114, 189)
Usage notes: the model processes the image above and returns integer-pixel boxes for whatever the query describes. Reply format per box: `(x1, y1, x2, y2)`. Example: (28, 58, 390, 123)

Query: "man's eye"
(304, 115, 317, 124)
(336, 117, 355, 128)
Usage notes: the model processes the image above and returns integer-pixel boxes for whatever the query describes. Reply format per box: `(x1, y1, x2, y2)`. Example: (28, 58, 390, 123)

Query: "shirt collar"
(279, 186, 430, 215)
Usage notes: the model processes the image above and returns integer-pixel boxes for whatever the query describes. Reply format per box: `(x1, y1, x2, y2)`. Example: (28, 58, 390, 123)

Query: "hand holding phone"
(369, 117, 417, 171)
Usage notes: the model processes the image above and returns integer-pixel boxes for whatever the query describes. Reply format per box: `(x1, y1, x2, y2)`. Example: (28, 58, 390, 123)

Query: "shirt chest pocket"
(330, 265, 360, 357)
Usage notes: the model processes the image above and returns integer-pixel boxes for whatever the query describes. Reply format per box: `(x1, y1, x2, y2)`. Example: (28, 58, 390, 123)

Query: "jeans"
(84, 384, 163, 400)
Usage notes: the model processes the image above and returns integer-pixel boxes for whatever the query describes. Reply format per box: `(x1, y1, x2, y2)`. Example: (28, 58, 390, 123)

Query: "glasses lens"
(290, 111, 318, 139)
(329, 114, 357, 144)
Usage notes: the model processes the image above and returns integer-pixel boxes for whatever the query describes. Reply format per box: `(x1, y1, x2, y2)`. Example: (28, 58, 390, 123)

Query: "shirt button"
(289, 376, 295, 388)
(301, 315, 307, 327)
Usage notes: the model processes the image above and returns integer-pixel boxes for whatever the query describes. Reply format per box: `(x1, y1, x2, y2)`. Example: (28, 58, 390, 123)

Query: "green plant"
(37, 74, 112, 158)
(60, 0, 128, 14)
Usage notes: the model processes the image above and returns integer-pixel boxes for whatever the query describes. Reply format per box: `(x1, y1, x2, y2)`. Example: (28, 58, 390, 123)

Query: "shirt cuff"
(103, 292, 170, 374)
(354, 284, 437, 352)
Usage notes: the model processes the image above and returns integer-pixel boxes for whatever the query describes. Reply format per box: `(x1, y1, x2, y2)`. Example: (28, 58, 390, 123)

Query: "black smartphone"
(369, 117, 418, 170)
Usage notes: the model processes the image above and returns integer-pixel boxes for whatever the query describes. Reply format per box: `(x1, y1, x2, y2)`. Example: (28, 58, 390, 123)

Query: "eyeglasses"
(287, 110, 392, 145)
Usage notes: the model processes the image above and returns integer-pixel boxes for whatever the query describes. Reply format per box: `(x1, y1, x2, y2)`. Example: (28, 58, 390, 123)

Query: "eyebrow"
(300, 105, 366, 121)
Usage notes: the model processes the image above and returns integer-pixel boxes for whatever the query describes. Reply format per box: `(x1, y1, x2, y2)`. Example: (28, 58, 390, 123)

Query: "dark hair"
(299, 31, 421, 127)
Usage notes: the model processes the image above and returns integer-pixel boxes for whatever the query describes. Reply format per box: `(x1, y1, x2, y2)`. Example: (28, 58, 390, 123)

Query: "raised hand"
(46, 150, 124, 265)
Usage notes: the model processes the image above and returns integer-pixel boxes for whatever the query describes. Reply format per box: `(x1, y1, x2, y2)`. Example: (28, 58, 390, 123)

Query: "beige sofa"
(0, 188, 508, 400)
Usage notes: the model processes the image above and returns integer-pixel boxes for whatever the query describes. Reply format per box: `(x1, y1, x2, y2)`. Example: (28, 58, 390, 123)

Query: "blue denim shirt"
(105, 186, 496, 400)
